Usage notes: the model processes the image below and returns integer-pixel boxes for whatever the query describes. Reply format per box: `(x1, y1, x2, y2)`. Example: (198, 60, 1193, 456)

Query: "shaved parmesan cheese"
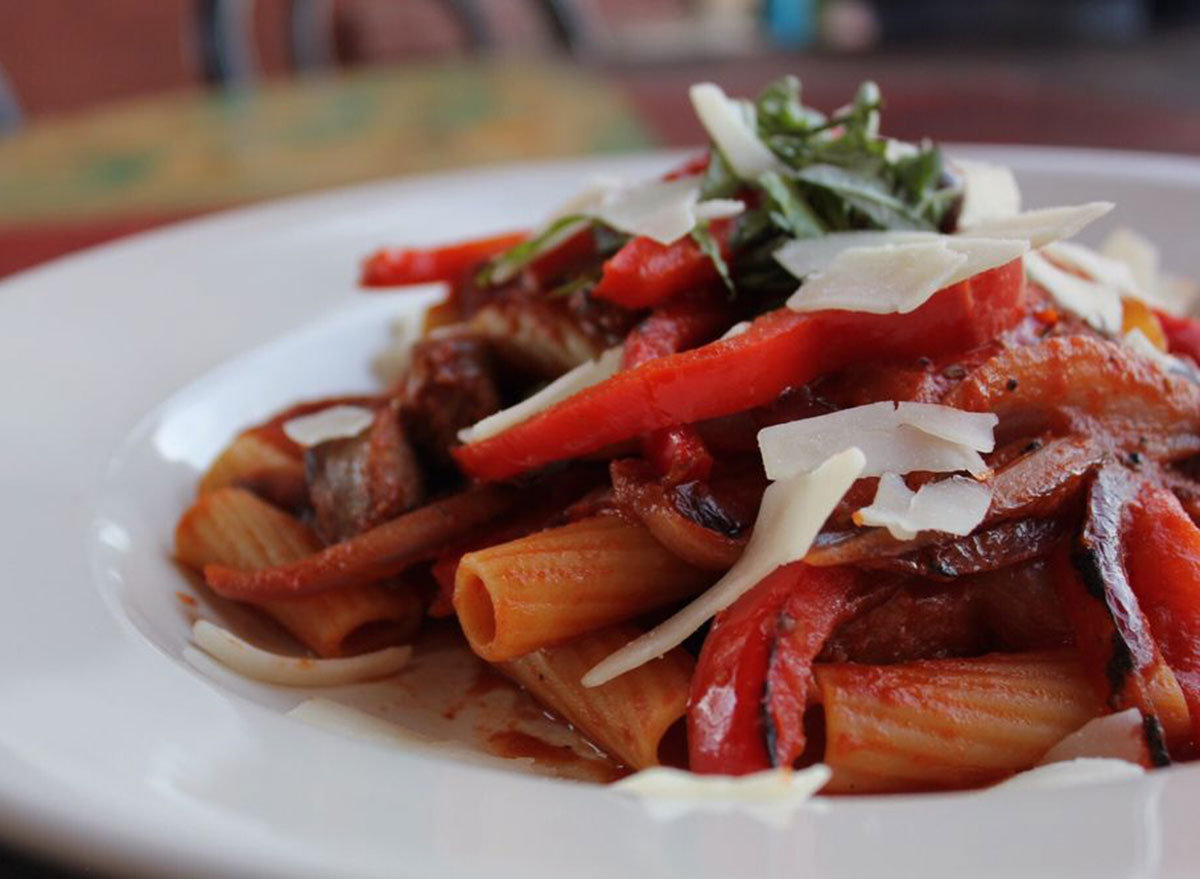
(720, 320, 751, 339)
(690, 82, 788, 180)
(591, 177, 703, 245)
(614, 765, 830, 824)
(1039, 709, 1148, 766)
(783, 237, 1026, 316)
(1102, 226, 1200, 316)
(942, 236, 1030, 285)
(458, 347, 623, 445)
(583, 448, 866, 687)
(1025, 250, 1123, 335)
(960, 201, 1113, 248)
(787, 242, 966, 315)
(693, 198, 746, 222)
(854, 473, 991, 541)
(550, 178, 745, 248)
(1124, 328, 1196, 379)
(282, 405, 375, 447)
(1044, 240, 1143, 297)
(992, 758, 1144, 792)
(954, 159, 1021, 227)
(190, 620, 411, 687)
(758, 401, 997, 481)
(1101, 227, 1161, 297)
(775, 231, 936, 280)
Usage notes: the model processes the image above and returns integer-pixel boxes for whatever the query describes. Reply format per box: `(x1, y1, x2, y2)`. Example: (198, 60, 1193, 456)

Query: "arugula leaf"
(757, 171, 824, 238)
(792, 164, 937, 231)
(691, 221, 735, 295)
(477, 215, 591, 286)
(700, 147, 740, 200)
(755, 75, 825, 136)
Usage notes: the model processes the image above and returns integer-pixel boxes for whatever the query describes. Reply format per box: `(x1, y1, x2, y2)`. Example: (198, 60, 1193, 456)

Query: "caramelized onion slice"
(611, 460, 745, 571)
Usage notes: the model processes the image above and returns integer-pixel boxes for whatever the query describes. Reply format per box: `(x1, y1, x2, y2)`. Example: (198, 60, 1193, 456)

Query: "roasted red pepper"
(621, 290, 731, 484)
(454, 259, 1026, 482)
(361, 231, 527, 287)
(689, 563, 864, 774)
(1155, 309, 1200, 365)
(1126, 481, 1200, 744)
(592, 219, 732, 310)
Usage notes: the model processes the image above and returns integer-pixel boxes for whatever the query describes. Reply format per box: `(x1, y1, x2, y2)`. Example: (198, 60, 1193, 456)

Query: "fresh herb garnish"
(476, 215, 592, 287)
(691, 221, 735, 295)
(479, 75, 962, 311)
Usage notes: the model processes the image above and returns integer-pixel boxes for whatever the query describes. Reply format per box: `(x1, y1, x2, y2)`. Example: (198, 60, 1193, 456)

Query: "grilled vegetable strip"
(455, 260, 1025, 481)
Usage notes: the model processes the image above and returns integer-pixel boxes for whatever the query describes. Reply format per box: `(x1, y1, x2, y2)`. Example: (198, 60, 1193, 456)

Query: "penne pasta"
(817, 651, 1103, 792)
(454, 515, 713, 662)
(197, 432, 308, 511)
(175, 488, 422, 656)
(500, 624, 693, 770)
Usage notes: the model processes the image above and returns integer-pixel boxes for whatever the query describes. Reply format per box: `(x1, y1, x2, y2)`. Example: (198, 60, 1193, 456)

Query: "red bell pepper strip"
(361, 231, 527, 287)
(622, 289, 731, 484)
(1125, 481, 1200, 743)
(592, 219, 732, 310)
(688, 563, 864, 774)
(454, 258, 1027, 482)
(1155, 309, 1200, 365)
(644, 427, 713, 485)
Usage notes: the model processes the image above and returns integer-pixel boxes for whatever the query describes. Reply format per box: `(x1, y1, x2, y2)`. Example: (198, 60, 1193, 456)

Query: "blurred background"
(1, 0, 1199, 279)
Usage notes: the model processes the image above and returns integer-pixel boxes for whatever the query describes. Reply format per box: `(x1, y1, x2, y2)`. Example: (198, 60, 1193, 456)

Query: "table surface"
(4, 37, 1200, 279)
(3, 42, 1200, 876)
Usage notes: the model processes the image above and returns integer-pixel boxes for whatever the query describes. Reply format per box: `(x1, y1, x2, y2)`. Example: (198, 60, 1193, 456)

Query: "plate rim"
(2, 144, 1200, 879)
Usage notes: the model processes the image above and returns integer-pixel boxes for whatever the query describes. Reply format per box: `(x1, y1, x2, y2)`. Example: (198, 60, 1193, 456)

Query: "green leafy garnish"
(476, 215, 591, 287)
(691, 221, 735, 295)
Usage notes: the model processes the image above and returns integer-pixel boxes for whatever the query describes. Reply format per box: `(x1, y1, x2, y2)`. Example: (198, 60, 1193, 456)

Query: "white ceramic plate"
(3, 147, 1200, 879)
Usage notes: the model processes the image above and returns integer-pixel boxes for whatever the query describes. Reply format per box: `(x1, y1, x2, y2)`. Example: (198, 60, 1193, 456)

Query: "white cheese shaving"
(1123, 328, 1196, 379)
(689, 82, 788, 180)
(854, 473, 992, 541)
(583, 447, 866, 687)
(1039, 709, 1147, 766)
(960, 201, 1113, 248)
(1044, 240, 1142, 297)
(787, 242, 966, 315)
(954, 159, 1022, 227)
(991, 758, 1144, 792)
(457, 346, 623, 445)
(1024, 250, 1123, 335)
(613, 765, 830, 824)
(1101, 226, 1200, 316)
(282, 405, 375, 447)
(1101, 226, 1161, 300)
(190, 620, 411, 687)
(774, 231, 936, 280)
(783, 237, 1026, 316)
(758, 401, 997, 481)
(558, 178, 746, 248)
(693, 198, 746, 222)
(588, 177, 703, 245)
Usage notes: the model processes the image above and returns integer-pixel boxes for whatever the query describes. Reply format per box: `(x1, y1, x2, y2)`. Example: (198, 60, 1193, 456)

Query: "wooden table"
(4, 39, 1200, 279)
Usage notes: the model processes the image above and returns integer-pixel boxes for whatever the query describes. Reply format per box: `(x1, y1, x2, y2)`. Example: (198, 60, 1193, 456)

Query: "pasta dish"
(174, 76, 1200, 794)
